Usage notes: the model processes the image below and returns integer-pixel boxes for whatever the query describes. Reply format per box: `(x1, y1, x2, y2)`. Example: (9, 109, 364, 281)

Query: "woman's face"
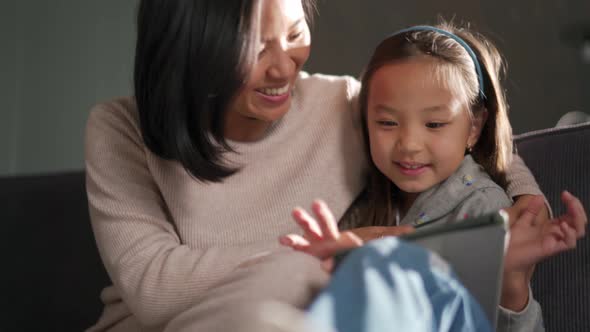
(225, 0, 311, 141)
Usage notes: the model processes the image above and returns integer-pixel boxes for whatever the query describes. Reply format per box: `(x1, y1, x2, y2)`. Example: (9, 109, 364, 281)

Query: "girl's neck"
(399, 192, 419, 219)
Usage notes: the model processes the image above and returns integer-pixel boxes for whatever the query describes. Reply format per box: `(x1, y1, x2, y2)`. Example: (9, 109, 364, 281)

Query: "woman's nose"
(267, 46, 296, 80)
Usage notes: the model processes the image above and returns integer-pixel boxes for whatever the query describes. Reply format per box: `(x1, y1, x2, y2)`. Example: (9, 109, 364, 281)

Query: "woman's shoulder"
(85, 96, 146, 156)
(86, 96, 141, 140)
(296, 71, 361, 103)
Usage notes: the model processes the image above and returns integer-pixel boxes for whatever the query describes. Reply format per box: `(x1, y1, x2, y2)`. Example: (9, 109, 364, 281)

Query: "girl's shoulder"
(447, 156, 513, 220)
(454, 156, 512, 204)
(405, 156, 511, 227)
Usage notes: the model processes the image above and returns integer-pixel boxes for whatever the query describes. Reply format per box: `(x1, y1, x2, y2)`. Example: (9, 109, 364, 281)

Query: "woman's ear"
(467, 108, 488, 148)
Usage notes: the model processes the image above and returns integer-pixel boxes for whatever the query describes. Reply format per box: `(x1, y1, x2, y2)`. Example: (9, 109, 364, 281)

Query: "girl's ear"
(467, 108, 488, 148)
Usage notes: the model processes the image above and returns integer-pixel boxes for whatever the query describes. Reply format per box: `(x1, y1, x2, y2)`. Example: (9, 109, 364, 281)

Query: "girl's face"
(225, 0, 311, 141)
(366, 57, 482, 201)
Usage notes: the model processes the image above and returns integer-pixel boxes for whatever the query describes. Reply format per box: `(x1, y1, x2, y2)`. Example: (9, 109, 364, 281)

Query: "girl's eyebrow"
(375, 105, 451, 114)
(375, 104, 399, 114)
(422, 106, 450, 113)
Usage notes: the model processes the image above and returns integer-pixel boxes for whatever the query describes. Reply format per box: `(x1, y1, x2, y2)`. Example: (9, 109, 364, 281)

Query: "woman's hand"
(279, 200, 363, 271)
(346, 225, 415, 242)
(501, 191, 587, 311)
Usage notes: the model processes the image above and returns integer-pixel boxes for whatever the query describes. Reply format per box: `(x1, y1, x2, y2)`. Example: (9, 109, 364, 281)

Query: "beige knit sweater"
(85, 72, 542, 331)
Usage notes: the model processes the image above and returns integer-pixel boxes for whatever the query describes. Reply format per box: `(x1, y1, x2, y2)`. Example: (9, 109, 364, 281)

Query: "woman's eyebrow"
(260, 18, 305, 43)
(289, 18, 305, 30)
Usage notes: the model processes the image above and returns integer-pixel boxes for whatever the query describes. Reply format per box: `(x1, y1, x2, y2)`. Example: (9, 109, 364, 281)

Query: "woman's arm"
(86, 102, 278, 326)
(505, 154, 552, 221)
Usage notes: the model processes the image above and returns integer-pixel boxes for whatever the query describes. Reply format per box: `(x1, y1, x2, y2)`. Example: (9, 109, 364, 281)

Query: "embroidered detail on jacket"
(415, 212, 430, 225)
(462, 174, 475, 186)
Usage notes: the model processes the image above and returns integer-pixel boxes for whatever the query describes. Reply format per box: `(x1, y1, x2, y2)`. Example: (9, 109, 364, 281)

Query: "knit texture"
(85, 73, 366, 330)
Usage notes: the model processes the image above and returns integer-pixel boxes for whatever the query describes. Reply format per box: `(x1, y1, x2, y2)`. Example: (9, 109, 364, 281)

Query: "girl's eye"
(377, 120, 398, 127)
(426, 122, 447, 129)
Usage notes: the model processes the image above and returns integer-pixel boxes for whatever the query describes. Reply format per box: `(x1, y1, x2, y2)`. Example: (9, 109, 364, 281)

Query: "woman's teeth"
(258, 85, 289, 96)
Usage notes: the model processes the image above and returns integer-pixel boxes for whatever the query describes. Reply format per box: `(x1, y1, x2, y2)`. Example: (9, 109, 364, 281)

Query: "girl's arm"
(498, 193, 586, 332)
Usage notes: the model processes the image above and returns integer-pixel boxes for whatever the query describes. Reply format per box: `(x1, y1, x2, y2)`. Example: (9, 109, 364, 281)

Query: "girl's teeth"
(401, 163, 422, 169)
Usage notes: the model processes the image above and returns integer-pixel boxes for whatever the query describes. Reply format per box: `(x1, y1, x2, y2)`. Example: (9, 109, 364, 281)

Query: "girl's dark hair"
(134, 0, 316, 182)
(358, 21, 513, 226)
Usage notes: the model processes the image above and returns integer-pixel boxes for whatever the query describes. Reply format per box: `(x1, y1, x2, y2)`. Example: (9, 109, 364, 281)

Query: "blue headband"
(390, 25, 486, 100)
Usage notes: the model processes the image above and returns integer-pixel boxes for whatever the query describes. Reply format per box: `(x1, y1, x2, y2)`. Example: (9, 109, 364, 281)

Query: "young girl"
(280, 22, 586, 331)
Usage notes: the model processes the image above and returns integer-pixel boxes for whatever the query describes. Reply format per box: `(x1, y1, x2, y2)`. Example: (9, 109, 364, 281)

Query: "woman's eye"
(426, 122, 447, 129)
(288, 31, 303, 42)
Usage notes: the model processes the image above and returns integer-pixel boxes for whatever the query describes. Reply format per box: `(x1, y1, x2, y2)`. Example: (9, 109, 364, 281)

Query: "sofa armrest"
(514, 122, 590, 332)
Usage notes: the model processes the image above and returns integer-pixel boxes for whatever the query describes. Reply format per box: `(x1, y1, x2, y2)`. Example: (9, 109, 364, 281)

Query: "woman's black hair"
(134, 0, 316, 182)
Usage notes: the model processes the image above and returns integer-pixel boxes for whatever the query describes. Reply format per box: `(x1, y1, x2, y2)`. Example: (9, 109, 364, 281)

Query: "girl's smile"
(367, 56, 484, 195)
(394, 161, 431, 176)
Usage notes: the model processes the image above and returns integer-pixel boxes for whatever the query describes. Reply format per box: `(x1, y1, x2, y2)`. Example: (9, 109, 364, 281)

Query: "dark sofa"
(1, 122, 589, 332)
(2, 173, 111, 332)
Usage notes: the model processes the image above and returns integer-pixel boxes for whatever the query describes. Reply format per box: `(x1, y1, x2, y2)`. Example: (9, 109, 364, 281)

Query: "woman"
(85, 1, 578, 331)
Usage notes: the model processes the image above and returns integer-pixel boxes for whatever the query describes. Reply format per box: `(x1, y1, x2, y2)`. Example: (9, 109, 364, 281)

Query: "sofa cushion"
(515, 122, 590, 332)
(1, 171, 111, 332)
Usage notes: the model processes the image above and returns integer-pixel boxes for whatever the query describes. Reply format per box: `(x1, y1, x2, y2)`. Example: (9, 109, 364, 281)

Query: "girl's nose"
(397, 130, 422, 154)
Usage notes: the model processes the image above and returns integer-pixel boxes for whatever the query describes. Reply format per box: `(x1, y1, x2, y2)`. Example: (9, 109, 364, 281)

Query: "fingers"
(508, 195, 545, 228)
(559, 221, 578, 249)
(340, 231, 363, 247)
(292, 207, 323, 241)
(390, 225, 415, 236)
(279, 234, 310, 248)
(312, 232, 360, 259)
(524, 196, 545, 225)
(561, 191, 588, 238)
(312, 200, 340, 240)
(321, 258, 335, 273)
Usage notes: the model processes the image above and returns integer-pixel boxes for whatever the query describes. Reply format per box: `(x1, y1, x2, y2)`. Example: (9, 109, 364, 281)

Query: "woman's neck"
(224, 113, 273, 142)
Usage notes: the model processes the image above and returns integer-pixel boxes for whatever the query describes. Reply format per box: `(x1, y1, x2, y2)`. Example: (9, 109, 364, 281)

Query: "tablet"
(402, 211, 508, 328)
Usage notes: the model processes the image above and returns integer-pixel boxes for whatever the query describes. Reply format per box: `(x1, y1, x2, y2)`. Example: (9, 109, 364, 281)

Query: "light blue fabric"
(306, 238, 492, 332)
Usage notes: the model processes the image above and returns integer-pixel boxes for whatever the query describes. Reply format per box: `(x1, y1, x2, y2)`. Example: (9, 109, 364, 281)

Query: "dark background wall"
(1, 0, 588, 176)
(306, 0, 590, 134)
(0, 1, 136, 176)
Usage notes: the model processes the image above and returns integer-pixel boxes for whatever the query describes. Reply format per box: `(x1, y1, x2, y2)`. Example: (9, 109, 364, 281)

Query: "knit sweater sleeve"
(505, 154, 543, 199)
(85, 102, 280, 326)
(505, 154, 553, 217)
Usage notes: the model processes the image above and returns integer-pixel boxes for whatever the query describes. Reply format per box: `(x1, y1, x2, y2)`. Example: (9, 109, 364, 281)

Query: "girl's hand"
(279, 200, 363, 271)
(346, 225, 416, 242)
(504, 194, 550, 229)
(505, 191, 586, 271)
(501, 191, 587, 311)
